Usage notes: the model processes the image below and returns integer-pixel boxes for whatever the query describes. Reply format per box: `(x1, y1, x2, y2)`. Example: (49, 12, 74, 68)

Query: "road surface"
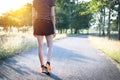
(0, 35, 120, 80)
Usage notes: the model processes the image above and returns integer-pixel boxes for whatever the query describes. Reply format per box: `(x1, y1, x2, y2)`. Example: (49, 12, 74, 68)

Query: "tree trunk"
(74, 28, 78, 34)
(99, 26, 101, 36)
(107, 8, 111, 38)
(60, 29, 62, 34)
(102, 7, 105, 36)
(99, 14, 102, 36)
(118, 3, 120, 40)
(87, 29, 89, 35)
(70, 28, 72, 34)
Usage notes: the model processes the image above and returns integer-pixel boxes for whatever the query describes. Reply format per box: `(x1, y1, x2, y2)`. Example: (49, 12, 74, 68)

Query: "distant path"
(0, 35, 120, 80)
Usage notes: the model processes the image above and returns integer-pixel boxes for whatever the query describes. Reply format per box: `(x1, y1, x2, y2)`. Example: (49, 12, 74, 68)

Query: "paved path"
(0, 35, 120, 80)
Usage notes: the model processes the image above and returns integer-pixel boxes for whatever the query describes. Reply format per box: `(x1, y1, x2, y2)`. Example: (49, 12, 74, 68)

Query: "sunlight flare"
(0, 0, 32, 15)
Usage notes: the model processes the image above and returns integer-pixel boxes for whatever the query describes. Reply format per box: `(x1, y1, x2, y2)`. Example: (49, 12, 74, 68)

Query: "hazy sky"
(0, 0, 90, 16)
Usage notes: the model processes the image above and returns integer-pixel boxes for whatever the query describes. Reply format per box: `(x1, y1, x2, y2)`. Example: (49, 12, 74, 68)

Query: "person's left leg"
(36, 36, 45, 73)
(45, 35, 53, 73)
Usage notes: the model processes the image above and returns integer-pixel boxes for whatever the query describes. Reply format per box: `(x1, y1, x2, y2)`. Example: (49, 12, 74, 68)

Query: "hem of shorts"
(33, 33, 54, 36)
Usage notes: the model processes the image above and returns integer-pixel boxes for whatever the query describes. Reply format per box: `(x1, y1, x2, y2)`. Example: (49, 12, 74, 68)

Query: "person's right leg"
(36, 36, 45, 72)
(45, 35, 53, 63)
(45, 35, 53, 73)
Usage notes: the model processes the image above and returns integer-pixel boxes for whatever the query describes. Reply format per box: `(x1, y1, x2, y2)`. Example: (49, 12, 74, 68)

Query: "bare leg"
(45, 35, 53, 62)
(36, 36, 44, 66)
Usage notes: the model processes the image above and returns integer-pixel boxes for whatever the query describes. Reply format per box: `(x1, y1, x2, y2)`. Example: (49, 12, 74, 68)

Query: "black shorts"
(33, 19, 55, 36)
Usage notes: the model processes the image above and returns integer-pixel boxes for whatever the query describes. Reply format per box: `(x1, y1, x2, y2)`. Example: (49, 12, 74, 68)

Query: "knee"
(47, 43, 53, 48)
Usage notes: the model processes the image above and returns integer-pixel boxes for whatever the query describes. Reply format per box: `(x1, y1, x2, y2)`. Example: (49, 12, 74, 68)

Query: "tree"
(73, 2, 92, 34)
(56, 0, 92, 34)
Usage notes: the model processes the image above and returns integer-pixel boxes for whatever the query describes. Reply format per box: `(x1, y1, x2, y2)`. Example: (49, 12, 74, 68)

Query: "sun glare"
(0, 0, 32, 15)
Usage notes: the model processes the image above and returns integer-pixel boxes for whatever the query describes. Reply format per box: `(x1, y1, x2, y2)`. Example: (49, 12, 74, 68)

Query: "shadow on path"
(0, 58, 43, 79)
(0, 47, 62, 80)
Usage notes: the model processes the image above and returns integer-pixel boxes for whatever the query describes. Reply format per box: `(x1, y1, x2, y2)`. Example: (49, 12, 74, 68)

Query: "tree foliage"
(0, 3, 32, 31)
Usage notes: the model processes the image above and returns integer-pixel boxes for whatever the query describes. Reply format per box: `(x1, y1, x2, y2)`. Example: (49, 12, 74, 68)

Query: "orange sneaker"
(46, 62, 51, 73)
(40, 65, 45, 73)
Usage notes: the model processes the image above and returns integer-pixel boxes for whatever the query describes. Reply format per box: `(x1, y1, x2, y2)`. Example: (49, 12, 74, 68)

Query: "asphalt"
(0, 35, 120, 80)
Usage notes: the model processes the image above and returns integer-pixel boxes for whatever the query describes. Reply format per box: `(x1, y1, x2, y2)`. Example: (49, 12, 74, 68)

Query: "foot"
(46, 62, 51, 74)
(40, 65, 45, 73)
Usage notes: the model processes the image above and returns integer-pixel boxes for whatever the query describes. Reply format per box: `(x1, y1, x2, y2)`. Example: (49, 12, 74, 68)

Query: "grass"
(0, 31, 37, 59)
(89, 36, 120, 64)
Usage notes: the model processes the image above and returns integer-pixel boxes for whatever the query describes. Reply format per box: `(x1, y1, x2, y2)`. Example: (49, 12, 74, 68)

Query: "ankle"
(41, 65, 44, 67)
(47, 61, 50, 65)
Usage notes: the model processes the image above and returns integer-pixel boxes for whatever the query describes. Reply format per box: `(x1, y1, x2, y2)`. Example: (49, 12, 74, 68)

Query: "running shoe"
(46, 62, 51, 75)
(40, 65, 45, 73)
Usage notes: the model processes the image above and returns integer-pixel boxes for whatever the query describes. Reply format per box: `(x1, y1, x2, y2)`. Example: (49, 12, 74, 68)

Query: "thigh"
(36, 36, 44, 47)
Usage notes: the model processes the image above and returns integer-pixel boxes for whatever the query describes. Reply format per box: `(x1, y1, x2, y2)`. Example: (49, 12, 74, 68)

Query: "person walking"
(32, 0, 56, 75)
